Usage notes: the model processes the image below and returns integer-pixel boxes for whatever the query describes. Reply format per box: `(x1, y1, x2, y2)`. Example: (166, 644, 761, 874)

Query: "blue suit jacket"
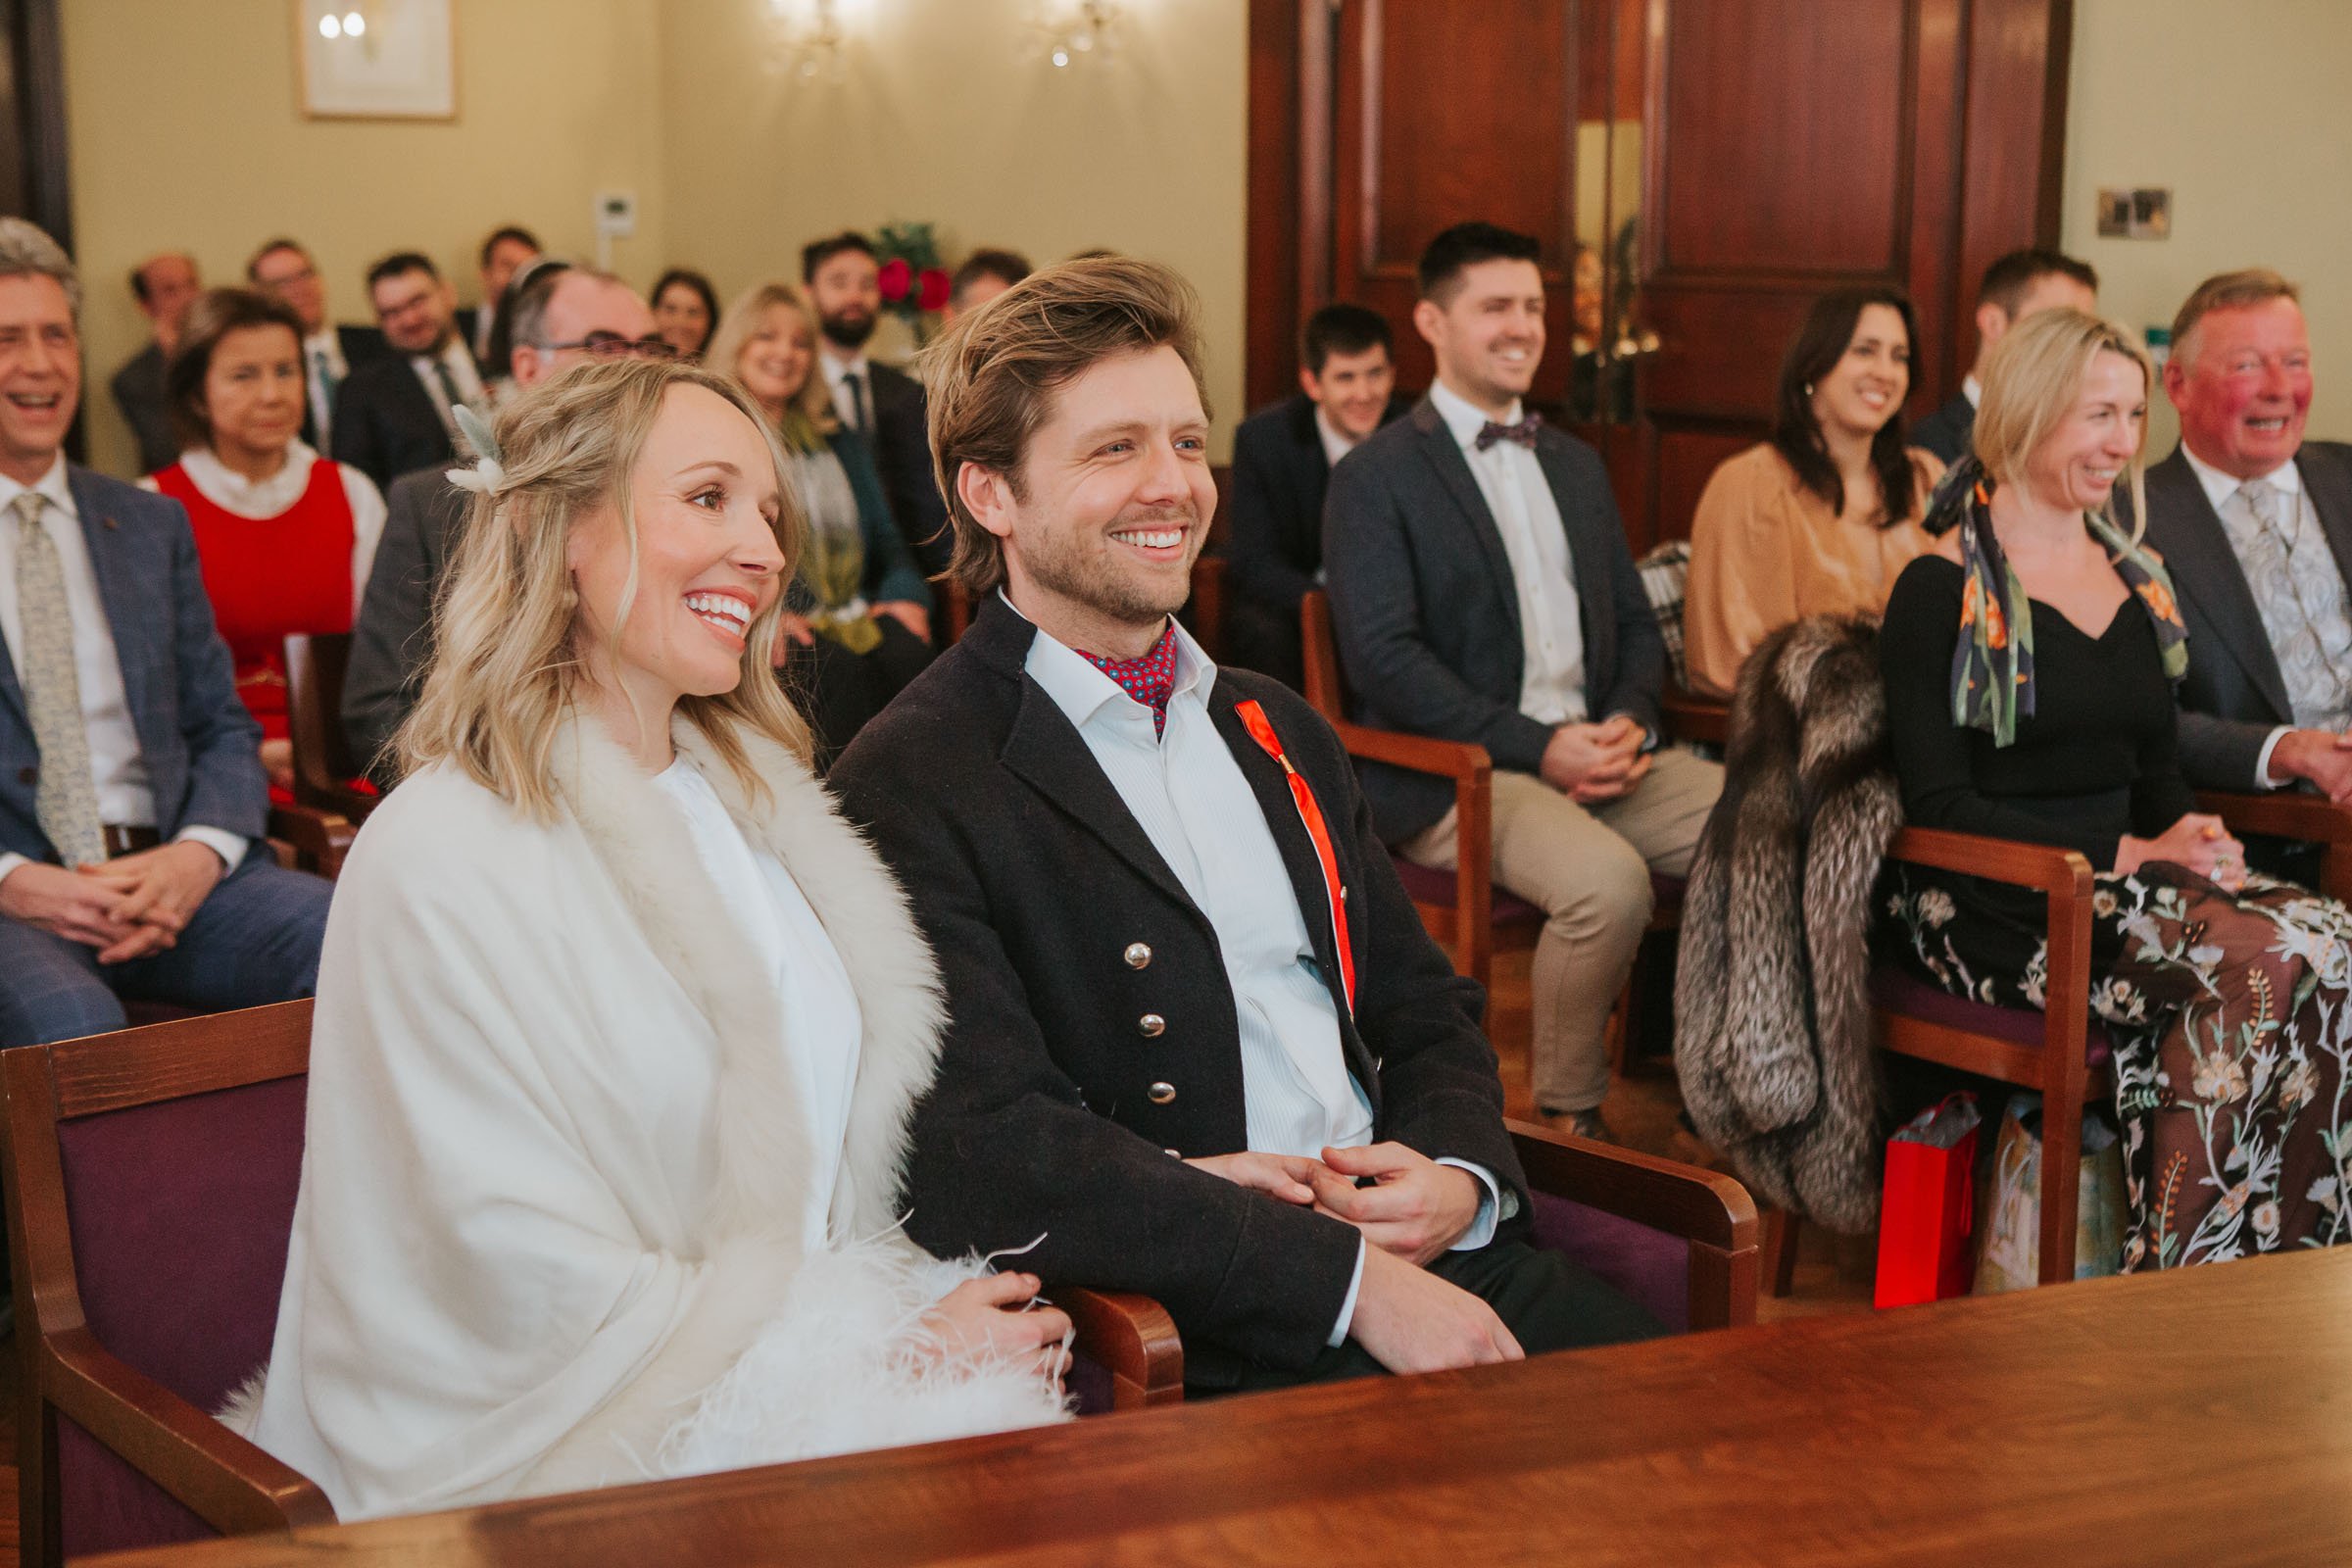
(0, 466, 267, 864)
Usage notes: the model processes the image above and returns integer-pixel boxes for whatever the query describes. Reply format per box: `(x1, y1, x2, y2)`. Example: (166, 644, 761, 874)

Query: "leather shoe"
(1544, 1106, 1615, 1144)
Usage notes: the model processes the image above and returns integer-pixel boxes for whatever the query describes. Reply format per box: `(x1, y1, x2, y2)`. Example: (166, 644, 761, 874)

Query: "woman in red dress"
(144, 288, 385, 794)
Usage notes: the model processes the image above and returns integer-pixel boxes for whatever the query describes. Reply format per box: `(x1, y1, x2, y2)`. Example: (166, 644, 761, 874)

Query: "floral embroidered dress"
(1879, 547, 2352, 1267)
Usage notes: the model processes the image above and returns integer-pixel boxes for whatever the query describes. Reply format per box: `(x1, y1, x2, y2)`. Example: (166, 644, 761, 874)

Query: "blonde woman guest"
(145, 288, 386, 793)
(1684, 288, 1942, 698)
(1880, 308, 2352, 1268)
(708, 281, 932, 760)
(239, 359, 1069, 1521)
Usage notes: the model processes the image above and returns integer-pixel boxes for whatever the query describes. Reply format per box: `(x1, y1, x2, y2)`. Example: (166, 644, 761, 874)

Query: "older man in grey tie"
(0, 219, 329, 1047)
(2140, 270, 2352, 880)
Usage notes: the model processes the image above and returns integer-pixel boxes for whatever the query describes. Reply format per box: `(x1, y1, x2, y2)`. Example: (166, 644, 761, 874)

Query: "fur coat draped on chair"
(1675, 614, 1901, 1232)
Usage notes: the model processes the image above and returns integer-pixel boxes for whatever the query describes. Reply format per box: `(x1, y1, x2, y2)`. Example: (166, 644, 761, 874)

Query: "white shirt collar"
(171, 440, 324, 518)
(2181, 442, 2301, 513)
(1313, 405, 1359, 469)
(1962, 374, 1982, 409)
(1004, 588, 1213, 732)
(0, 453, 74, 520)
(820, 351, 870, 390)
(1428, 377, 1524, 453)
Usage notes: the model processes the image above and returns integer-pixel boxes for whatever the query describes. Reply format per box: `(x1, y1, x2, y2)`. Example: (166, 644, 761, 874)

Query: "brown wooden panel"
(1245, 0, 1307, 414)
(1638, 286, 1823, 417)
(1652, 0, 1911, 277)
(1651, 423, 1757, 544)
(1946, 0, 2073, 393)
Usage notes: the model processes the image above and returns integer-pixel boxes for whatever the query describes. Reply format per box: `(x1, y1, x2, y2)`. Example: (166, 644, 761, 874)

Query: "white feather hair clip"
(444, 404, 509, 496)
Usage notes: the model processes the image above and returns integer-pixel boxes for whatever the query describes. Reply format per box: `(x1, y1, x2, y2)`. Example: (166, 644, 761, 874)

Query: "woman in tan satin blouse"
(1684, 288, 1945, 698)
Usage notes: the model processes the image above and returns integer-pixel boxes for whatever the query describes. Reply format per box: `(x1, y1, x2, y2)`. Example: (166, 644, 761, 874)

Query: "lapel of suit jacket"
(2147, 450, 2292, 717)
(1409, 400, 1522, 642)
(68, 467, 155, 736)
(0, 594, 23, 730)
(2296, 445, 2352, 605)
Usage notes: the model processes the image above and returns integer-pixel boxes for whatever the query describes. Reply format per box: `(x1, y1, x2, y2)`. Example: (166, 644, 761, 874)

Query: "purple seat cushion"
(1870, 967, 2113, 1067)
(1067, 1352, 1115, 1416)
(54, 1074, 311, 1556)
(61, 1418, 216, 1560)
(1389, 857, 1544, 926)
(1528, 1191, 1689, 1333)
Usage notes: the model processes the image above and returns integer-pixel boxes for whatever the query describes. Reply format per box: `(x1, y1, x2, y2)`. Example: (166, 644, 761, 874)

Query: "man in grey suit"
(2141, 269, 2352, 877)
(341, 266, 666, 781)
(1323, 222, 1721, 1139)
(0, 220, 328, 1047)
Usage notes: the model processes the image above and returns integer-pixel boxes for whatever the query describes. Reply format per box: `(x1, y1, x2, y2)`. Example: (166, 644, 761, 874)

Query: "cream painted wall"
(2062, 0, 2352, 451)
(659, 0, 1248, 456)
(62, 0, 669, 476)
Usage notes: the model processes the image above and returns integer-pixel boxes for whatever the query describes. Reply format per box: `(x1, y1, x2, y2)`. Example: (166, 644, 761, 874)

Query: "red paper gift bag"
(1874, 1092, 1981, 1309)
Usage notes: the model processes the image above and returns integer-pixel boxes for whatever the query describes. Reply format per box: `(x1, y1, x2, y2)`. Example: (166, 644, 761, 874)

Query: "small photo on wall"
(297, 0, 456, 121)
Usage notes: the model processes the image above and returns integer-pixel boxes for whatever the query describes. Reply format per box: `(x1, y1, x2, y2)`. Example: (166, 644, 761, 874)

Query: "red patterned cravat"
(1077, 624, 1180, 740)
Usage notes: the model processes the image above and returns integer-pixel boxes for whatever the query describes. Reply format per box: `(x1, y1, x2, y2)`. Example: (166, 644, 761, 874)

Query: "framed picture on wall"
(296, 0, 457, 121)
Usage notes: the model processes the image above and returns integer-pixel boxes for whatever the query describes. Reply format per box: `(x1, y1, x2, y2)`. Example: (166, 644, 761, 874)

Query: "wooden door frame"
(8, 0, 73, 252)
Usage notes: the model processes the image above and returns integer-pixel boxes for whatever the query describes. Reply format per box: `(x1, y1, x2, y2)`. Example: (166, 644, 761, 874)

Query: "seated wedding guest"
(144, 288, 386, 796)
(241, 357, 1069, 1522)
(833, 257, 1658, 1396)
(1683, 288, 1942, 698)
(478, 256, 571, 393)
(650, 267, 721, 360)
(1881, 306, 2352, 1267)
(0, 220, 329, 1048)
(342, 266, 665, 781)
(331, 252, 488, 493)
(1224, 302, 1408, 688)
(939, 247, 1031, 326)
(1324, 222, 1721, 1140)
(2141, 271, 2352, 877)
(247, 237, 385, 455)
(110, 251, 202, 474)
(803, 231, 952, 575)
(469, 223, 540, 364)
(1910, 249, 2097, 465)
(708, 281, 931, 762)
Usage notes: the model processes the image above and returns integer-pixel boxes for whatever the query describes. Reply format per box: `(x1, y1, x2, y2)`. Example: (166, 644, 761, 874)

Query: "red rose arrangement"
(873, 222, 954, 343)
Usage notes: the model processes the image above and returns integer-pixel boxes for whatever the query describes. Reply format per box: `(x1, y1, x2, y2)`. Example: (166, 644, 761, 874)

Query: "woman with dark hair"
(651, 268, 721, 360)
(145, 286, 385, 792)
(1683, 287, 1942, 697)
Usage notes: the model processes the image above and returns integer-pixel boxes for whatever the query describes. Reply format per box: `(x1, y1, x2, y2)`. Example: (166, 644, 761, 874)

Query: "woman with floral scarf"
(708, 281, 933, 761)
(1880, 308, 2350, 1267)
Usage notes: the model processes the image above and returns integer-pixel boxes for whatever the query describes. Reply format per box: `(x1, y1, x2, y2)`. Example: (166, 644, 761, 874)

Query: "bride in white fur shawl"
(239, 359, 1070, 1522)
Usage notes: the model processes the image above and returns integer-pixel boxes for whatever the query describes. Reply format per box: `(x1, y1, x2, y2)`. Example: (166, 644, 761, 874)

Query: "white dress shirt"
(1428, 378, 1590, 724)
(2180, 444, 2352, 786)
(407, 339, 488, 438)
(820, 350, 873, 435)
(1961, 373, 1983, 410)
(652, 756, 863, 1251)
(302, 328, 348, 452)
(0, 456, 247, 884)
(1016, 601, 1498, 1345)
(1314, 405, 1359, 470)
(137, 441, 387, 618)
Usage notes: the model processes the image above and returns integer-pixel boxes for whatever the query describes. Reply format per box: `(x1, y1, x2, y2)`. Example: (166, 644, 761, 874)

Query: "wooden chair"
(1064, 1118, 1757, 1408)
(2, 1003, 335, 1565)
(281, 633, 377, 822)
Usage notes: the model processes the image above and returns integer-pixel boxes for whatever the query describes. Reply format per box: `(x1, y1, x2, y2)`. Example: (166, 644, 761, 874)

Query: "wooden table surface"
(94, 1249, 2352, 1567)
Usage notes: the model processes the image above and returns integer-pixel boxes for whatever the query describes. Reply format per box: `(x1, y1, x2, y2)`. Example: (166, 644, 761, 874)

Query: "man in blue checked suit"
(0, 220, 329, 1048)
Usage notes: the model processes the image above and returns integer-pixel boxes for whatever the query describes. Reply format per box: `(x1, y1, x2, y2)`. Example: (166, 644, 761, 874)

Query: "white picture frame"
(296, 0, 457, 122)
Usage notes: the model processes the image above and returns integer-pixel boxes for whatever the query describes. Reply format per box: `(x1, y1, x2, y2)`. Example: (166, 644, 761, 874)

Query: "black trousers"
(780, 618, 934, 770)
(1188, 1241, 1664, 1395)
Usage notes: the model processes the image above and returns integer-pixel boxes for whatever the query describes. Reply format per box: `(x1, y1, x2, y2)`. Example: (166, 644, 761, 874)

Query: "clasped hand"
(2115, 811, 2245, 893)
(1185, 1144, 1482, 1265)
(0, 842, 224, 963)
(1539, 714, 1651, 803)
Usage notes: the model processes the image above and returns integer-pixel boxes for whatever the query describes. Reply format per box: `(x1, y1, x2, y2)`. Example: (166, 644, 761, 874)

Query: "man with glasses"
(246, 237, 388, 456)
(341, 268, 669, 778)
(330, 252, 489, 493)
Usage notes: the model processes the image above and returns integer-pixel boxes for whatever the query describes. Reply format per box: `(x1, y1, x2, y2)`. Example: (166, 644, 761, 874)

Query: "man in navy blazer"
(0, 220, 329, 1048)
(1223, 302, 1410, 689)
(1323, 222, 1721, 1139)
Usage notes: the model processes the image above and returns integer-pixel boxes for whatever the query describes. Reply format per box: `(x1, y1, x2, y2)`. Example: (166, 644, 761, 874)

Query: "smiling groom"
(830, 256, 1659, 1394)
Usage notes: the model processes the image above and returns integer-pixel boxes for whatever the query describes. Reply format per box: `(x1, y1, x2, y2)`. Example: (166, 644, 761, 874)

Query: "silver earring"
(1804, 382, 1815, 397)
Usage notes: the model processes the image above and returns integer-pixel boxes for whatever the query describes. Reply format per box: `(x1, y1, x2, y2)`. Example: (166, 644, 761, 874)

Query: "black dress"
(1878, 553, 2352, 1267)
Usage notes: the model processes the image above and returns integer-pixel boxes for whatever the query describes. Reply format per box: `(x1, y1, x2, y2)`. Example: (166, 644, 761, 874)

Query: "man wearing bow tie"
(1323, 222, 1722, 1141)
(833, 255, 1656, 1395)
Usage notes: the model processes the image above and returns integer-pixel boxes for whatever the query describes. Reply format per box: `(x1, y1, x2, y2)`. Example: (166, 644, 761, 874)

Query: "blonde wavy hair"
(1974, 306, 2157, 540)
(704, 281, 838, 441)
(395, 357, 810, 818)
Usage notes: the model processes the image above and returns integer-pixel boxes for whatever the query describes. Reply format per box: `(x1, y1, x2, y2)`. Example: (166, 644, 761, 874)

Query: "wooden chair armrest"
(1056, 1287, 1183, 1411)
(1885, 826, 2093, 899)
(1659, 687, 1729, 747)
(266, 805, 356, 879)
(2198, 789, 2352, 844)
(1332, 721, 1493, 784)
(42, 1327, 334, 1535)
(1506, 1118, 1756, 1251)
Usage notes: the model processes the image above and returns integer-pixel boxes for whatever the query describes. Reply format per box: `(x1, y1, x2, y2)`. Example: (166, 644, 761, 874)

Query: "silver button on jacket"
(1148, 1081, 1177, 1105)
(1138, 1012, 1166, 1038)
(1124, 942, 1152, 969)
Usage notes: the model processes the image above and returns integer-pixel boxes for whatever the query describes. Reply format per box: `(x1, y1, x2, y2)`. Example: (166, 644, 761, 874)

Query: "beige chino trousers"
(1402, 748, 1722, 1112)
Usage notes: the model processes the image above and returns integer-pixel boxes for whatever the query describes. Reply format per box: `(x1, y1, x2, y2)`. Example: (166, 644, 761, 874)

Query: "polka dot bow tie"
(1475, 413, 1544, 451)
(1079, 625, 1180, 740)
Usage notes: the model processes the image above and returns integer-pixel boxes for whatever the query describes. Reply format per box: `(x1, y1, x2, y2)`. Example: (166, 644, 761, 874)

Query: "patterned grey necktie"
(2238, 478, 2351, 727)
(11, 491, 106, 867)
